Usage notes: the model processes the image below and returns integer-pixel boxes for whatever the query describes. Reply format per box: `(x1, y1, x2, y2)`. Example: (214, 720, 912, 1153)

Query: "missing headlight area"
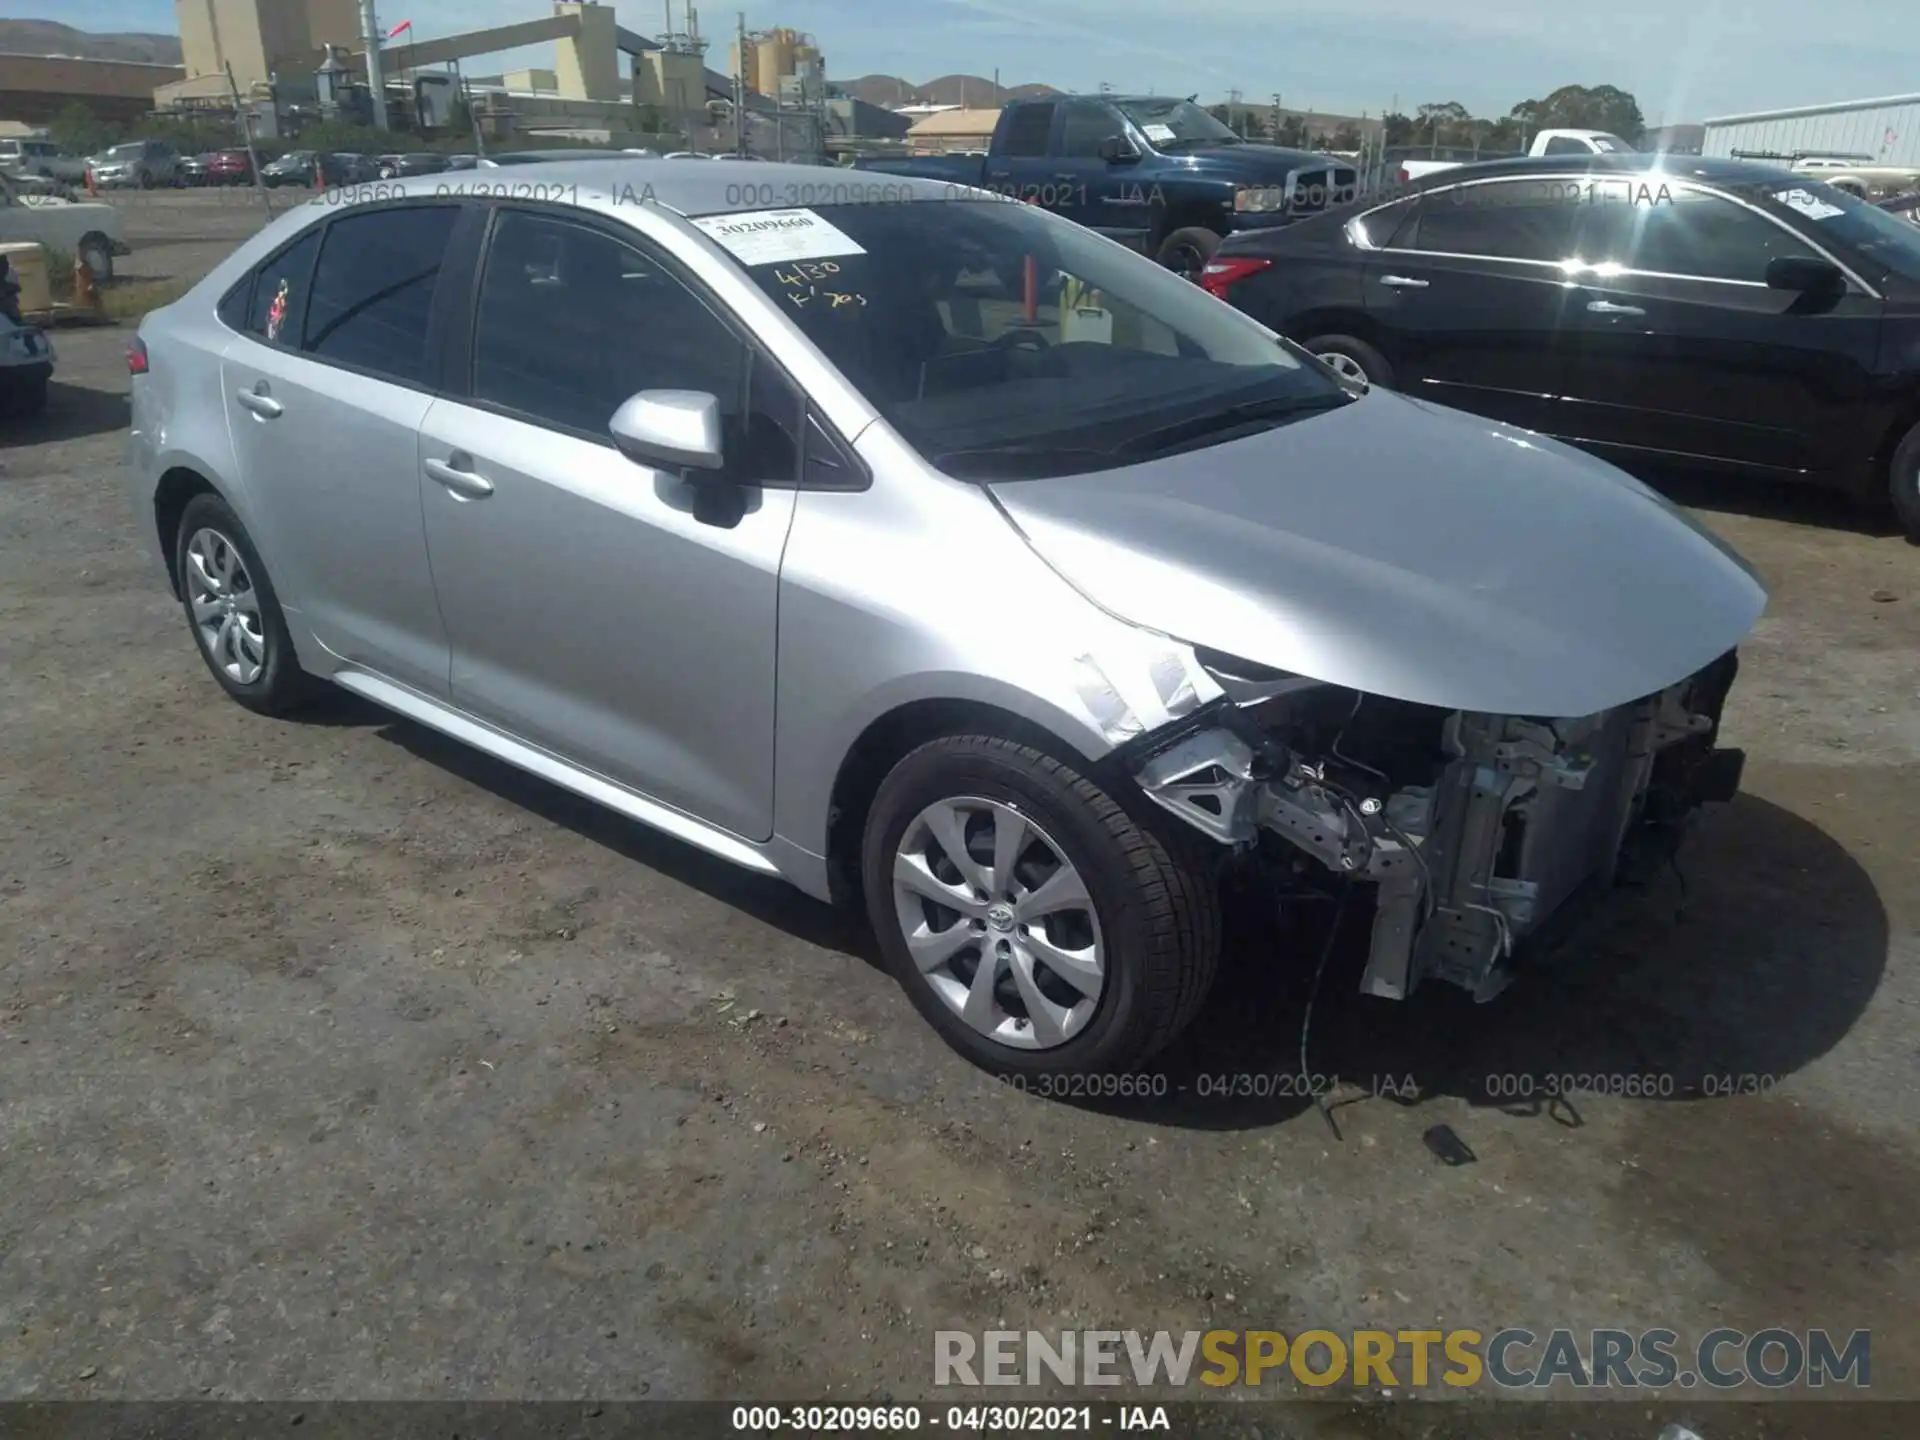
(1130, 652, 1746, 1001)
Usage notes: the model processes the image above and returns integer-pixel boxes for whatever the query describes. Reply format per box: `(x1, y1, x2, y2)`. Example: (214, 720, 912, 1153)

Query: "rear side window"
(302, 205, 459, 385)
(243, 230, 321, 346)
(1407, 180, 1578, 262)
(1543, 136, 1590, 156)
(1002, 103, 1056, 158)
(1355, 196, 1418, 248)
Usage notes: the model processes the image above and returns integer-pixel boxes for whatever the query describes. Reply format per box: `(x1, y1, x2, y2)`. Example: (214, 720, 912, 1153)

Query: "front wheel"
(1887, 419, 1920, 542)
(1304, 333, 1394, 391)
(1155, 225, 1221, 282)
(862, 735, 1221, 1076)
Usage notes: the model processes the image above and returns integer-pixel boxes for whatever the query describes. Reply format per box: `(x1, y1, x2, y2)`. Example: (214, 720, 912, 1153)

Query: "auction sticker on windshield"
(1143, 123, 1177, 144)
(1775, 187, 1847, 221)
(692, 208, 867, 265)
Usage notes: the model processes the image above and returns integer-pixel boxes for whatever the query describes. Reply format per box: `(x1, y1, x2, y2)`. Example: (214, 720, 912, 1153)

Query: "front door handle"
(234, 386, 282, 419)
(1379, 274, 1429, 289)
(423, 455, 495, 499)
(1587, 299, 1646, 316)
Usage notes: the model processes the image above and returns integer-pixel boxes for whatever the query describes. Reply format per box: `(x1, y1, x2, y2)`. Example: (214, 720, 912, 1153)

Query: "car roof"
(334, 158, 966, 216)
(1409, 152, 1800, 187)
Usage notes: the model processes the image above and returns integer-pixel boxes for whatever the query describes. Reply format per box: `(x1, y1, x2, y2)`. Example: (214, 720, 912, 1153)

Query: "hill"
(0, 19, 183, 64)
(842, 73, 1057, 108)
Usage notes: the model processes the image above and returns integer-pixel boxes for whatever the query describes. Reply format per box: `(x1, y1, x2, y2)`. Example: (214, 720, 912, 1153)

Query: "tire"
(174, 492, 320, 716)
(1888, 419, 1920, 542)
(862, 734, 1222, 1076)
(1304, 333, 1394, 390)
(1155, 225, 1221, 281)
(78, 233, 114, 284)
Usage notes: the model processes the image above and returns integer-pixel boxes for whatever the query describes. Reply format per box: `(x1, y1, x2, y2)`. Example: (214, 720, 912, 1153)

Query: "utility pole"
(359, 0, 389, 129)
(1269, 91, 1281, 140)
(225, 61, 272, 216)
(734, 11, 747, 156)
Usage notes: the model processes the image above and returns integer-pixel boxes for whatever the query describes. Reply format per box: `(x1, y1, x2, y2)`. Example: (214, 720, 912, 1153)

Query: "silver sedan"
(125, 162, 1765, 1074)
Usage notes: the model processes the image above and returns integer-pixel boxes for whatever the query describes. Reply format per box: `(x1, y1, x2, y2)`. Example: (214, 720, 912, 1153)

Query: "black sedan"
(1203, 154, 1920, 537)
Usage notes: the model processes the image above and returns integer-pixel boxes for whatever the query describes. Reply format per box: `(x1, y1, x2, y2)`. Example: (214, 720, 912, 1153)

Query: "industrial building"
(1702, 93, 1920, 165)
(0, 54, 184, 125)
(161, 0, 361, 105)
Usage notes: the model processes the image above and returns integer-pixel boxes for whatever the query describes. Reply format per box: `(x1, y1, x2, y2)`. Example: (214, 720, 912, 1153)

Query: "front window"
(1574, 180, 1817, 281)
(705, 198, 1348, 479)
(1760, 180, 1920, 282)
(1112, 98, 1240, 149)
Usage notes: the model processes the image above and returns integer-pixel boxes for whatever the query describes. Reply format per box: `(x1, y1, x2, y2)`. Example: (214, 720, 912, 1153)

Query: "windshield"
(1113, 98, 1241, 149)
(106, 143, 144, 158)
(706, 197, 1344, 479)
(1766, 180, 1920, 282)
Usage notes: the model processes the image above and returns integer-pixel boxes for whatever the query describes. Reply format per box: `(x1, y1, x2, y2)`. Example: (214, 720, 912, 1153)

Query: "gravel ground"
(1, 218, 1916, 1429)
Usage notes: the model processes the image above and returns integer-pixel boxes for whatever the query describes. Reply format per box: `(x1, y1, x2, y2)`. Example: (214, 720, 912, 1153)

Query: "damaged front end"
(1121, 649, 1746, 1001)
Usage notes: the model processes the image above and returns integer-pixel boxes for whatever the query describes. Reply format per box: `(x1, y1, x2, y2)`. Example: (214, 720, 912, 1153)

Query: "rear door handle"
(1587, 299, 1646, 316)
(423, 455, 495, 499)
(234, 387, 282, 419)
(1379, 274, 1429, 289)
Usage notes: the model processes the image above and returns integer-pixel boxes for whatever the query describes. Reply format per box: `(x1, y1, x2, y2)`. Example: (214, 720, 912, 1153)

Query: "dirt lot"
(1, 193, 1917, 1429)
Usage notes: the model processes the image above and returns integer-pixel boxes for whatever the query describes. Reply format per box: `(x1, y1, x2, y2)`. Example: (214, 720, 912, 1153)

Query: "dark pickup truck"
(856, 94, 1359, 277)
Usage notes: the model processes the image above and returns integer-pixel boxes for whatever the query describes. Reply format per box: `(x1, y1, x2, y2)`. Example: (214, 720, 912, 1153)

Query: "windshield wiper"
(1108, 391, 1353, 460)
(929, 444, 1113, 478)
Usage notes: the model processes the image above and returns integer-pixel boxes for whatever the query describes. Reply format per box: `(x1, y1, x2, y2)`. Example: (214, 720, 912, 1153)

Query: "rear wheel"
(174, 492, 320, 716)
(1155, 225, 1221, 281)
(1888, 419, 1920, 542)
(862, 734, 1221, 1076)
(78, 232, 113, 284)
(1304, 333, 1394, 390)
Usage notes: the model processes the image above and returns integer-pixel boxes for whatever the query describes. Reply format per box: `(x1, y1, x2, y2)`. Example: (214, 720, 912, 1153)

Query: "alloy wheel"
(184, 528, 268, 685)
(1317, 350, 1370, 387)
(890, 796, 1106, 1050)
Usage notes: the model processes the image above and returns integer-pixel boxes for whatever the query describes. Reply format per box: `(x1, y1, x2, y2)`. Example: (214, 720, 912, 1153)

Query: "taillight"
(126, 337, 149, 375)
(1396, 165, 1411, 184)
(1199, 256, 1272, 300)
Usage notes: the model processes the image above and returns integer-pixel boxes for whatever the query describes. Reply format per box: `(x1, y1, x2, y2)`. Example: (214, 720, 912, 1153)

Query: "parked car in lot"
(261, 151, 361, 188)
(0, 251, 53, 415)
(1203, 154, 1920, 539)
(0, 170, 127, 281)
(177, 152, 212, 186)
(858, 95, 1358, 278)
(126, 160, 1762, 1073)
(1788, 155, 1920, 200)
(378, 152, 450, 178)
(88, 138, 181, 189)
(444, 153, 480, 170)
(475, 148, 634, 166)
(203, 149, 255, 185)
(0, 136, 88, 187)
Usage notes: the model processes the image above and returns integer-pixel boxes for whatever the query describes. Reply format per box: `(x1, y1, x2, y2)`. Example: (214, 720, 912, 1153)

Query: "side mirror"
(1766, 255, 1844, 297)
(1098, 134, 1140, 164)
(609, 389, 726, 472)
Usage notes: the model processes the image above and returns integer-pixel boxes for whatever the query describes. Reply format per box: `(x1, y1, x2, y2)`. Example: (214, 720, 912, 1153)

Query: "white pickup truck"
(1395, 129, 1636, 183)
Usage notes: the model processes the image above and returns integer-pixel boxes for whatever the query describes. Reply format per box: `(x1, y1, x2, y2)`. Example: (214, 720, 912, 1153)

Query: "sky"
(11, 0, 1919, 126)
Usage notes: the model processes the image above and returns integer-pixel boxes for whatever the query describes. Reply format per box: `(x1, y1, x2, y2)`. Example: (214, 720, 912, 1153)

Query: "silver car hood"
(989, 390, 1767, 718)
